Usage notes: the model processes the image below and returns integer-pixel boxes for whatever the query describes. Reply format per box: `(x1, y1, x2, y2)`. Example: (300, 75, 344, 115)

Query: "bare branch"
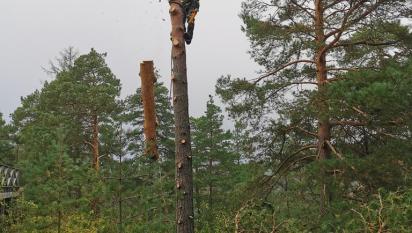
(324, 0, 386, 53)
(324, 0, 368, 39)
(325, 0, 345, 10)
(325, 76, 348, 83)
(275, 144, 317, 173)
(253, 60, 316, 83)
(294, 126, 318, 138)
(378, 193, 386, 232)
(351, 106, 369, 118)
(331, 120, 366, 127)
(290, 0, 315, 19)
(351, 208, 369, 229)
(83, 140, 95, 149)
(325, 140, 343, 159)
(264, 81, 317, 101)
(235, 201, 252, 233)
(332, 40, 400, 48)
(326, 66, 379, 73)
(326, 67, 358, 72)
(339, 102, 370, 118)
(376, 130, 404, 140)
(347, 0, 385, 28)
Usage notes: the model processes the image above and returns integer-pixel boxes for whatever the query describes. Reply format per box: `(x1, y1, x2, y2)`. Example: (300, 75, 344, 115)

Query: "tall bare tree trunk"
(169, 2, 195, 233)
(314, 0, 331, 214)
(140, 60, 159, 160)
(92, 114, 100, 171)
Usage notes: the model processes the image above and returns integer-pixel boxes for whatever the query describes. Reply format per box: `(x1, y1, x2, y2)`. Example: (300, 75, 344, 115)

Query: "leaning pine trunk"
(169, 1, 195, 233)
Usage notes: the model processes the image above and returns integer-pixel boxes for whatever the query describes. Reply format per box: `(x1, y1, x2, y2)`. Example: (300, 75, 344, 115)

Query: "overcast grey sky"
(0, 0, 259, 121)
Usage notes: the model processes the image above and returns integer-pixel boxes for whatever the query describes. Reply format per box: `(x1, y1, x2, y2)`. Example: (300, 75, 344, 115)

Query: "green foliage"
(3, 2, 412, 230)
(109, 79, 176, 232)
(345, 189, 412, 233)
(329, 58, 412, 125)
(4, 198, 102, 233)
(0, 113, 15, 164)
(3, 128, 100, 233)
(123, 79, 175, 160)
(215, 57, 412, 231)
(12, 48, 122, 166)
(190, 95, 251, 232)
(214, 1, 412, 232)
(3, 48, 122, 232)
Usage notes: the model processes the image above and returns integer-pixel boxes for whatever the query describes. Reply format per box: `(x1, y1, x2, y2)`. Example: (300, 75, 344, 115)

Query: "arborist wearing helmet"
(182, 0, 199, 44)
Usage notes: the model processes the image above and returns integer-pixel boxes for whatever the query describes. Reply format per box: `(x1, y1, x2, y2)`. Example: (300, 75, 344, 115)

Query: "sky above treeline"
(0, 0, 259, 121)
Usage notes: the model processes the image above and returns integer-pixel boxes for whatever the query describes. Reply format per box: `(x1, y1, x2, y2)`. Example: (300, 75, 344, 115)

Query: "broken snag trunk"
(140, 60, 158, 160)
(169, 1, 195, 233)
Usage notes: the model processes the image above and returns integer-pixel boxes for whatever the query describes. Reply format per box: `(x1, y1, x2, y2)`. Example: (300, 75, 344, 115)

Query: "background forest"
(1, 0, 412, 232)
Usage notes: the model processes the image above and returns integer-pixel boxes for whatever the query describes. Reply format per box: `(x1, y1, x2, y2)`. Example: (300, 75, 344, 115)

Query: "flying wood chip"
(140, 60, 158, 160)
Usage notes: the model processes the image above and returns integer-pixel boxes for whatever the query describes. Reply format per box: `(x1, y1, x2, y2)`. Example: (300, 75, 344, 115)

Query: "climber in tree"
(182, 0, 199, 44)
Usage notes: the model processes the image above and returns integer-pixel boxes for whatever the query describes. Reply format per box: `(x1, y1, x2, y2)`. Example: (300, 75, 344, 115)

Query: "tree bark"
(91, 114, 101, 215)
(169, 2, 195, 233)
(314, 0, 332, 214)
(92, 114, 100, 171)
(140, 60, 159, 160)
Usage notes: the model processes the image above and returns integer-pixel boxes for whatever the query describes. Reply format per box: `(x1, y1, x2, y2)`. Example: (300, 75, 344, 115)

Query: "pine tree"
(217, 0, 412, 214)
(13, 49, 121, 171)
(63, 48, 121, 171)
(118, 80, 176, 231)
(191, 95, 240, 231)
(8, 49, 122, 231)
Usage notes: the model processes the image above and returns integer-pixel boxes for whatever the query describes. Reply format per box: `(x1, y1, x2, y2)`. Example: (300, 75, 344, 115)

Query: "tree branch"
(332, 40, 400, 48)
(253, 60, 316, 84)
(264, 81, 317, 101)
(84, 140, 95, 149)
(275, 144, 317, 174)
(324, 0, 368, 39)
(325, 0, 345, 10)
(290, 0, 315, 19)
(294, 126, 318, 138)
(325, 140, 343, 159)
(324, 0, 385, 53)
(331, 120, 367, 127)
